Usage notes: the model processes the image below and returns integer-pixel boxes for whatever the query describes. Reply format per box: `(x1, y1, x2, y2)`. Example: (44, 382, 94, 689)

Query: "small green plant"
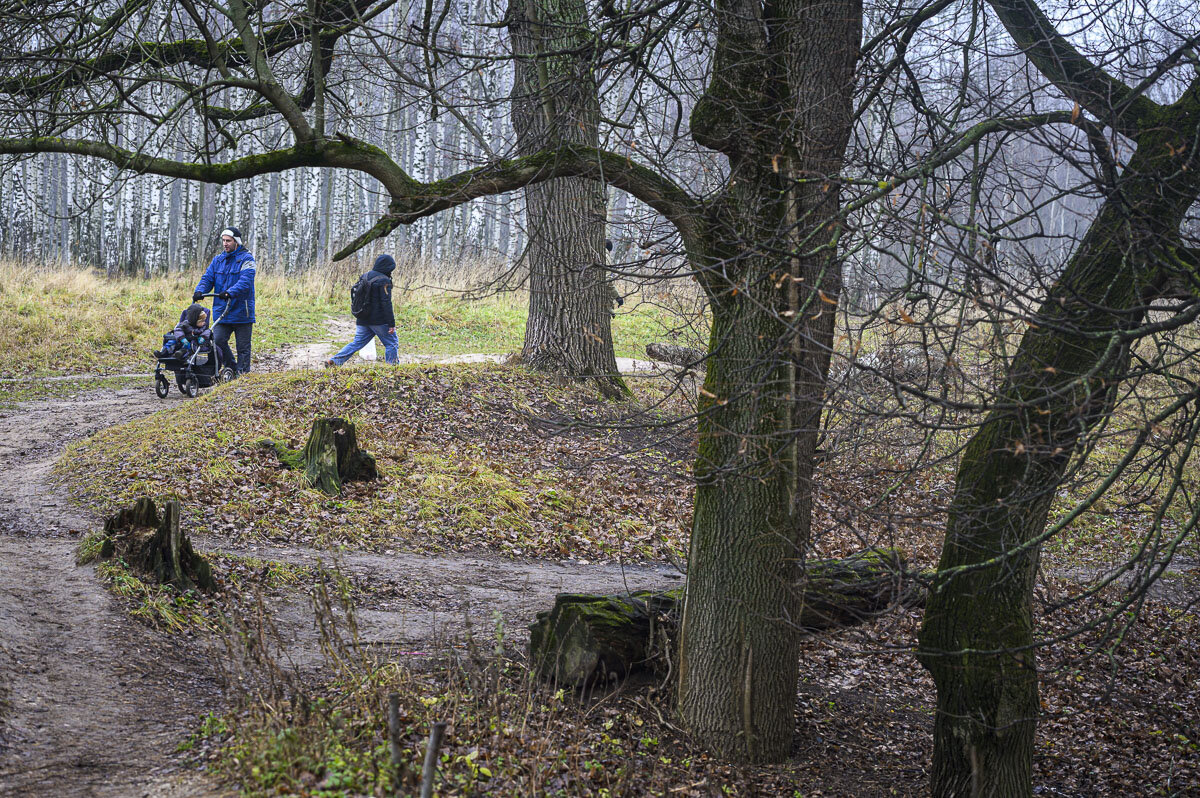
(75, 531, 110, 565)
(96, 560, 211, 633)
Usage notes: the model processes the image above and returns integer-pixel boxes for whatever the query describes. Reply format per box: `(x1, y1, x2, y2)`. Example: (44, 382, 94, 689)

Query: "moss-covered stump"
(530, 548, 922, 686)
(302, 417, 378, 495)
(96, 497, 214, 591)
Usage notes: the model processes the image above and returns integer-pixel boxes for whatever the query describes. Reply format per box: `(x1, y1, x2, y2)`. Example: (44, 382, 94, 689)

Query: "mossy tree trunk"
(303, 417, 378, 495)
(674, 0, 861, 763)
(508, 0, 628, 399)
(917, 63, 1200, 796)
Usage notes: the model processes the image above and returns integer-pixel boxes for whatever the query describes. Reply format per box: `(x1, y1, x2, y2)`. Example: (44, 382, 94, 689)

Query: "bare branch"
(986, 0, 1161, 136)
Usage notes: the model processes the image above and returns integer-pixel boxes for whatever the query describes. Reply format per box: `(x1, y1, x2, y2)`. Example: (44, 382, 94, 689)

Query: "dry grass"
(0, 259, 343, 377)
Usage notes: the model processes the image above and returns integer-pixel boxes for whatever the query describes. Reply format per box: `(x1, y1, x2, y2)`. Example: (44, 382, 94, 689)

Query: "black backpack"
(349, 273, 373, 316)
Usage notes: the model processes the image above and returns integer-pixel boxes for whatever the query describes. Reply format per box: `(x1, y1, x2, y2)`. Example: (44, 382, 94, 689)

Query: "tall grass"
(0, 260, 342, 376)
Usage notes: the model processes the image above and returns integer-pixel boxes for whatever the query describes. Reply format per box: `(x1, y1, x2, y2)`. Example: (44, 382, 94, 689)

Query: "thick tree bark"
(918, 96, 1200, 796)
(530, 549, 922, 686)
(675, 0, 862, 762)
(508, 0, 627, 398)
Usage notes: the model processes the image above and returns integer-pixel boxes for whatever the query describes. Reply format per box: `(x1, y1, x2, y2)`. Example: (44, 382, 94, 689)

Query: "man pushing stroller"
(193, 226, 257, 376)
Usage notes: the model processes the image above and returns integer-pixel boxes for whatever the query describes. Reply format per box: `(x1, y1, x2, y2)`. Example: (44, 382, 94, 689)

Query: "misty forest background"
(0, 0, 1126, 303)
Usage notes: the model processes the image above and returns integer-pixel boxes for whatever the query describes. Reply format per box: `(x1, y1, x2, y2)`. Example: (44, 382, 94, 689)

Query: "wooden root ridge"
(98, 497, 214, 591)
(529, 548, 924, 686)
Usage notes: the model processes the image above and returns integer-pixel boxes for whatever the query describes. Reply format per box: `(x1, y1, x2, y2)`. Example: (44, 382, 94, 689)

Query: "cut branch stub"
(99, 497, 214, 591)
(303, 417, 379, 495)
(529, 549, 923, 687)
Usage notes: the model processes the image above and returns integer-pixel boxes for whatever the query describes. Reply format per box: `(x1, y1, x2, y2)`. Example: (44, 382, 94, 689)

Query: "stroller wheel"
(216, 366, 236, 384)
(155, 374, 170, 398)
(182, 376, 199, 398)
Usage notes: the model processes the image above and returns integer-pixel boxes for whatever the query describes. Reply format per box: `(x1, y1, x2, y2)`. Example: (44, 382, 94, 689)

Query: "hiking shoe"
(324, 359, 336, 369)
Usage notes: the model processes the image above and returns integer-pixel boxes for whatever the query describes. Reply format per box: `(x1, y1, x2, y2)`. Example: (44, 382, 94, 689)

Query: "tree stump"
(98, 497, 214, 591)
(529, 548, 923, 686)
(529, 590, 679, 685)
(303, 417, 378, 495)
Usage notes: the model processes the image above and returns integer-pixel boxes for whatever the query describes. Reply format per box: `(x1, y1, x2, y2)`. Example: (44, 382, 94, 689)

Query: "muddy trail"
(0, 371, 681, 796)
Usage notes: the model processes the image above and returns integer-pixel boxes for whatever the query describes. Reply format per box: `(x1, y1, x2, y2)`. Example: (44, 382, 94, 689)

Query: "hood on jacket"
(184, 302, 210, 329)
(372, 254, 396, 276)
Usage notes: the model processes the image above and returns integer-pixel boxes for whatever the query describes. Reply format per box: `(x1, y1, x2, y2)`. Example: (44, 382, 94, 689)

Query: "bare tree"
(911, 0, 1200, 793)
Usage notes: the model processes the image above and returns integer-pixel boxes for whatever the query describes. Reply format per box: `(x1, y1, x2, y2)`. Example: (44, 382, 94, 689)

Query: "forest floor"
(0, 305, 700, 797)
(0, 323, 1197, 796)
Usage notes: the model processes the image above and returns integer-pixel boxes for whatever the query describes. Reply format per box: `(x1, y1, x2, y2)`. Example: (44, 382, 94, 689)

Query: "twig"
(387, 692, 402, 795)
(420, 720, 447, 798)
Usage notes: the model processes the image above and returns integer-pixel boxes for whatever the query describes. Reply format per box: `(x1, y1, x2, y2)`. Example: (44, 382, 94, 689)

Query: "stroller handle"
(196, 292, 233, 326)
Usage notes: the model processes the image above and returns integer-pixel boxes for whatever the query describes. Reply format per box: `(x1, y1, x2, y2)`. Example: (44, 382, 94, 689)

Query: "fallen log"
(96, 497, 214, 591)
(529, 548, 923, 686)
(645, 342, 707, 371)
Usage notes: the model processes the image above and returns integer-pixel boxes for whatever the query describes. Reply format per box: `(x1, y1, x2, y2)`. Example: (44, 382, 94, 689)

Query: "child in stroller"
(154, 302, 211, 359)
(153, 297, 235, 398)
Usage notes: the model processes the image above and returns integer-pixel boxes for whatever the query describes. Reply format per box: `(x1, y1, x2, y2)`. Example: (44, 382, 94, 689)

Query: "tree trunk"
(675, 0, 861, 762)
(918, 114, 1200, 796)
(508, 0, 627, 399)
(530, 549, 922, 686)
(98, 497, 214, 591)
(302, 417, 379, 495)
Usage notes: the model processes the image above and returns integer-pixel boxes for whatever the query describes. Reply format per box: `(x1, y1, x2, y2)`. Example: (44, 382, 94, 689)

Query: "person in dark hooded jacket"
(325, 254, 399, 366)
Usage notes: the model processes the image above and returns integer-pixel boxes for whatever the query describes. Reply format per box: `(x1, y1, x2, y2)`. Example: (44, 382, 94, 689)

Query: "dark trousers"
(214, 322, 253, 374)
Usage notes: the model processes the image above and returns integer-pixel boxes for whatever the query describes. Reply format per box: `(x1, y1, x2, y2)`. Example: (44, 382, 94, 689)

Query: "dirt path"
(0, 388, 226, 797)
(0, 366, 682, 796)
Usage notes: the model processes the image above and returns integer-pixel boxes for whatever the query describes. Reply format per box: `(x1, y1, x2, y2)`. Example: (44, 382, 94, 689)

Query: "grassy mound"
(59, 364, 694, 563)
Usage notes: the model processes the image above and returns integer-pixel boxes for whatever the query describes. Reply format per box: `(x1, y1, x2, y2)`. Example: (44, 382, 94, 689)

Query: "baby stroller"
(153, 293, 235, 398)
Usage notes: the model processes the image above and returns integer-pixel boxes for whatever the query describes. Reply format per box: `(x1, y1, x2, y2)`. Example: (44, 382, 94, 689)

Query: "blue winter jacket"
(195, 246, 256, 324)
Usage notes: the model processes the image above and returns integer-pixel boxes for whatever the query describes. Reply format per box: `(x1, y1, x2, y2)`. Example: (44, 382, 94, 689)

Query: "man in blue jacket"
(194, 226, 256, 376)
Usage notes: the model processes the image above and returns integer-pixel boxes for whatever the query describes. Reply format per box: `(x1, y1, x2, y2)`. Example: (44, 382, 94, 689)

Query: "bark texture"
(530, 549, 922, 686)
(508, 0, 626, 398)
(917, 66, 1200, 796)
(676, 0, 862, 762)
(302, 417, 379, 495)
(98, 497, 214, 591)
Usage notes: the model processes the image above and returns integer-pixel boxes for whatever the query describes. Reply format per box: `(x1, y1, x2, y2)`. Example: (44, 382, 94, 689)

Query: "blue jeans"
(331, 324, 398, 365)
(214, 322, 253, 374)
